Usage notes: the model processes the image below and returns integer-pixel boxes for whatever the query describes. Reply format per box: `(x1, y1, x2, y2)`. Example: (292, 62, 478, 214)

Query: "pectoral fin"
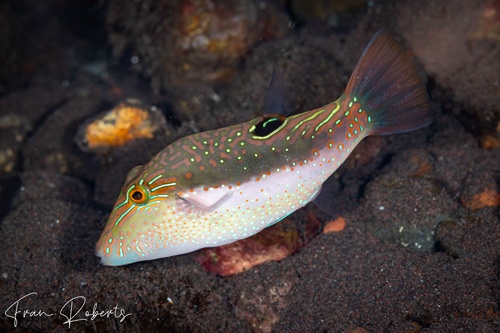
(175, 192, 233, 216)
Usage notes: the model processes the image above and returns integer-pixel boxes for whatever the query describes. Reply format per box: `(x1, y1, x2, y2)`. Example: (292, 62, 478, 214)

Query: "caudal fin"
(345, 30, 433, 136)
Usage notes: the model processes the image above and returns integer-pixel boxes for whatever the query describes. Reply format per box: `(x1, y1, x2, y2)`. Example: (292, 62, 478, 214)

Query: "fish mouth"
(95, 238, 116, 266)
(95, 239, 139, 266)
(95, 249, 120, 266)
(94, 244, 108, 265)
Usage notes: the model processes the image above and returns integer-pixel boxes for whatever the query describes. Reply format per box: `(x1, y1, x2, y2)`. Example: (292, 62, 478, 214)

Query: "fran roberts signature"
(4, 292, 132, 328)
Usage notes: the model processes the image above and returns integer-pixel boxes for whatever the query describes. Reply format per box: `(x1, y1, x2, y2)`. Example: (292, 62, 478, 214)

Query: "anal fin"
(312, 177, 340, 217)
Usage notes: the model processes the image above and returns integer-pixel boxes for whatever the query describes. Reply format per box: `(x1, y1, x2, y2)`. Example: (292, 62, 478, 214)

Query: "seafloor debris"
(323, 216, 347, 233)
(75, 99, 167, 152)
(463, 189, 500, 210)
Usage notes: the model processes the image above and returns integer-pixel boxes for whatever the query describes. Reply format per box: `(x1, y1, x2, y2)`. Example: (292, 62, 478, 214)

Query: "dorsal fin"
(264, 69, 293, 116)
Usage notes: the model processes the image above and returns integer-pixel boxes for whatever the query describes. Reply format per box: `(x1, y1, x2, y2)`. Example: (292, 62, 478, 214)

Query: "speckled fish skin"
(96, 30, 433, 266)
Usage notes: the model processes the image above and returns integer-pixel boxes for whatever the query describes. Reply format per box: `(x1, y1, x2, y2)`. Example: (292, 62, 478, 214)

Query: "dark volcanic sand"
(0, 0, 499, 332)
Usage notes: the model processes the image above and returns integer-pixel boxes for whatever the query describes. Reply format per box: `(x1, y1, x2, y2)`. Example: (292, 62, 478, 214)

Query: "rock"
(75, 99, 171, 153)
(362, 171, 458, 253)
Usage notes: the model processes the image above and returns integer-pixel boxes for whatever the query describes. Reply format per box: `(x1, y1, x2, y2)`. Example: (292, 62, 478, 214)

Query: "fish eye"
(128, 186, 149, 205)
(132, 191, 143, 200)
(251, 114, 286, 137)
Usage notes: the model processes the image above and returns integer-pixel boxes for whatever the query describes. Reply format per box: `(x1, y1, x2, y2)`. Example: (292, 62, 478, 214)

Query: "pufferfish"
(96, 30, 434, 266)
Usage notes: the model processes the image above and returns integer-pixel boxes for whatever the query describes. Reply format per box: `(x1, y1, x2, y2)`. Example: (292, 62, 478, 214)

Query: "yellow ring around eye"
(128, 185, 149, 205)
